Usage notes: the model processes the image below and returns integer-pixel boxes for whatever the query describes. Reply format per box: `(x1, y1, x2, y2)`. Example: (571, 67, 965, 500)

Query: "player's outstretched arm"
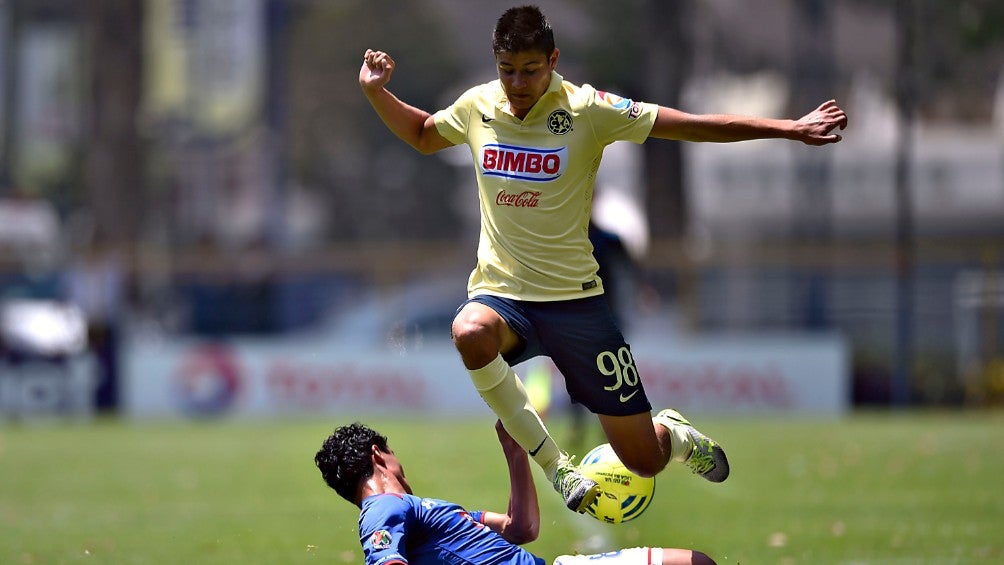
(359, 49, 453, 155)
(481, 420, 541, 545)
(649, 99, 848, 146)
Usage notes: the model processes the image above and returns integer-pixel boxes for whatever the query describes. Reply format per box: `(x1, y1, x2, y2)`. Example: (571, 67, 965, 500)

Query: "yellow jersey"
(434, 72, 658, 301)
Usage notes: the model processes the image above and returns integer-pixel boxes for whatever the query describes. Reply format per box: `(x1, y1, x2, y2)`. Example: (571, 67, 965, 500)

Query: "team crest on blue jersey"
(370, 530, 393, 550)
(547, 109, 573, 135)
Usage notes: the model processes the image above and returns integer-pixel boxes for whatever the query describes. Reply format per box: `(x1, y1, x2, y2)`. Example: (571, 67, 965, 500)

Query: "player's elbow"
(408, 137, 438, 155)
(502, 519, 539, 545)
(412, 126, 451, 155)
(405, 134, 436, 155)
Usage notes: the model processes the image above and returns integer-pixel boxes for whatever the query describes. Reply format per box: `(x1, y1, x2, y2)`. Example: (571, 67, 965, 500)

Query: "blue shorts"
(459, 294, 652, 417)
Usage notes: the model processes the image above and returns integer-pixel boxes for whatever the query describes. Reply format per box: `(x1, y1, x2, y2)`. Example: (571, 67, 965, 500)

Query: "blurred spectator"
(60, 232, 126, 413)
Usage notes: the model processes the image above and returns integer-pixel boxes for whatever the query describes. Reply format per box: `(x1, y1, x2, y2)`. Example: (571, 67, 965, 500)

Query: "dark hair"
(315, 423, 389, 503)
(492, 5, 555, 56)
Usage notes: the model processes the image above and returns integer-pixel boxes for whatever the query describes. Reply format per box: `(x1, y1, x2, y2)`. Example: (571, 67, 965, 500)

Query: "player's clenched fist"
(359, 49, 395, 93)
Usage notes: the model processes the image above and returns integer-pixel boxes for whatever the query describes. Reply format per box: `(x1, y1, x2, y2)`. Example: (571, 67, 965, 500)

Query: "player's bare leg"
(598, 413, 670, 477)
(453, 302, 600, 512)
(599, 411, 729, 482)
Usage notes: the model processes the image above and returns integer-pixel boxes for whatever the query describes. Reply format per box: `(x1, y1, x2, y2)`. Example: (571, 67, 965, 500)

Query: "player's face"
(496, 49, 559, 119)
(383, 448, 413, 495)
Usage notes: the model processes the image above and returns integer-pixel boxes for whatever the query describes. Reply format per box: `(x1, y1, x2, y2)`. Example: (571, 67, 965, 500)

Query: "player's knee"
(451, 315, 486, 350)
(451, 314, 499, 363)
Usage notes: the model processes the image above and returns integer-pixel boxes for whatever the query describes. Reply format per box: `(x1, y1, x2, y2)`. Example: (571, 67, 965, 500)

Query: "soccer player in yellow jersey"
(359, 5, 848, 514)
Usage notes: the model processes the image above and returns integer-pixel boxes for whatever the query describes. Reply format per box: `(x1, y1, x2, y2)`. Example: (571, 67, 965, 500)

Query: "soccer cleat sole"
(567, 479, 602, 513)
(685, 427, 730, 482)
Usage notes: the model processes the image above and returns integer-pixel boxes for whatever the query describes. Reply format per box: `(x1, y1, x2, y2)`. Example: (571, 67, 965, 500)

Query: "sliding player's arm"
(359, 49, 454, 155)
(480, 420, 541, 545)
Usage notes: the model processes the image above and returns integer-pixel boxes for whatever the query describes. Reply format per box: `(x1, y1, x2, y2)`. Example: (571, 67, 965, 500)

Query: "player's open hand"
(360, 49, 395, 93)
(494, 420, 525, 460)
(794, 100, 848, 145)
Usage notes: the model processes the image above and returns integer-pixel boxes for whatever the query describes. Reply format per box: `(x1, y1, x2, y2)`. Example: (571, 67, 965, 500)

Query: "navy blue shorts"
(459, 294, 652, 417)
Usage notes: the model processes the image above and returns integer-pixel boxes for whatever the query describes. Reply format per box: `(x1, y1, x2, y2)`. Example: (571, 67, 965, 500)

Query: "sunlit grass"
(1, 411, 1002, 563)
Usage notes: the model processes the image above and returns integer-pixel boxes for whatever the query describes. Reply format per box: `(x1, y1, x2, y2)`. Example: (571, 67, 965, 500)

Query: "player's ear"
(370, 444, 387, 468)
(549, 48, 560, 69)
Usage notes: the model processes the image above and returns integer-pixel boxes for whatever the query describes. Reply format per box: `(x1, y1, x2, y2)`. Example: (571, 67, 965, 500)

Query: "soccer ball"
(578, 443, 655, 524)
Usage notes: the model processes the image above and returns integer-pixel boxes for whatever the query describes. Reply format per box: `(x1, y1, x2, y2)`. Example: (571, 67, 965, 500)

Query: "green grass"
(1, 411, 1002, 564)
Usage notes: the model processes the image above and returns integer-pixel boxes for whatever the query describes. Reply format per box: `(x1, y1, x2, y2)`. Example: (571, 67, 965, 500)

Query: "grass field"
(2, 410, 1002, 564)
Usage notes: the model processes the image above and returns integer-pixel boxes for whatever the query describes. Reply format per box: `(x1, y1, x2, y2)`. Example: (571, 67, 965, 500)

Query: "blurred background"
(0, 0, 1002, 422)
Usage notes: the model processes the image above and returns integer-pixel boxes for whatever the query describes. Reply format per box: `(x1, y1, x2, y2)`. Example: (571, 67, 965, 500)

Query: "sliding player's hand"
(495, 420, 526, 461)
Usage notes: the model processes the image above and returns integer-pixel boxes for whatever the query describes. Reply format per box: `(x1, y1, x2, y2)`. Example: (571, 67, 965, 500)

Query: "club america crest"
(547, 109, 573, 135)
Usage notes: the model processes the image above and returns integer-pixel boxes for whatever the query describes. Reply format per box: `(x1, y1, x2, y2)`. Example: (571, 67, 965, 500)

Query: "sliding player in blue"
(315, 421, 717, 565)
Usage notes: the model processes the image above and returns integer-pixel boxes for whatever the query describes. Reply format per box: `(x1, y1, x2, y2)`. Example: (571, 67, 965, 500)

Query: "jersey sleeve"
(359, 495, 411, 565)
(581, 85, 658, 145)
(433, 86, 478, 146)
(467, 510, 487, 524)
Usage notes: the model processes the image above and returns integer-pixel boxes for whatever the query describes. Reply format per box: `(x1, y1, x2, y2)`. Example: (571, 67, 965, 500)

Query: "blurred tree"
(579, 0, 691, 242)
(892, 0, 918, 406)
(640, 0, 691, 242)
(286, 0, 464, 243)
(789, 0, 836, 330)
(956, 0, 1004, 49)
(863, 0, 1004, 122)
(83, 0, 143, 246)
(1, 0, 87, 206)
(0, 1, 19, 188)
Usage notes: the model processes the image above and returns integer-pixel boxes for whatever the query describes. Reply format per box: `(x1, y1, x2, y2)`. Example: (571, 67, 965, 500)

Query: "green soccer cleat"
(655, 408, 730, 483)
(552, 457, 602, 513)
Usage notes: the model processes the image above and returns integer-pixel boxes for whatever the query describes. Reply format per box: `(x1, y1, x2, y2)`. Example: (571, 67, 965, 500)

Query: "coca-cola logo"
(496, 190, 541, 208)
(480, 144, 566, 182)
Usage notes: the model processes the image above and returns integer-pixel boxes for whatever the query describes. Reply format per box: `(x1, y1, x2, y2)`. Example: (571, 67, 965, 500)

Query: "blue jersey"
(359, 493, 545, 565)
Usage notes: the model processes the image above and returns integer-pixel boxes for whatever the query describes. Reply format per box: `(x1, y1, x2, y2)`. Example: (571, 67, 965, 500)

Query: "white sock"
(469, 354, 563, 479)
(655, 417, 694, 463)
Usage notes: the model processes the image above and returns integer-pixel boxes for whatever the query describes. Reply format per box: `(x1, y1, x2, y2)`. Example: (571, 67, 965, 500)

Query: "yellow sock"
(469, 354, 563, 479)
